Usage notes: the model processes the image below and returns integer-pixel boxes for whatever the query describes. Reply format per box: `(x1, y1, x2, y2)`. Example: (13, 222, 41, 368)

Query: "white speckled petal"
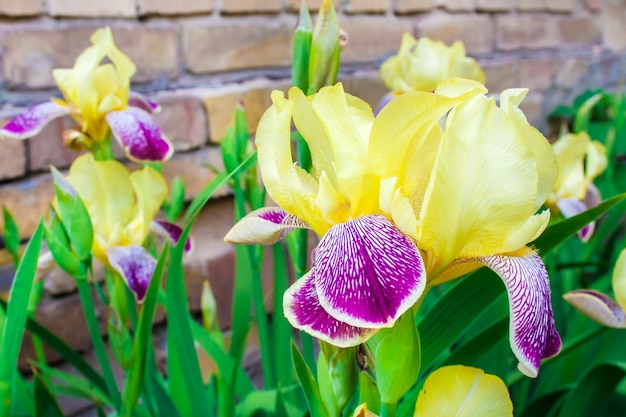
(564, 290, 626, 328)
(556, 198, 595, 242)
(150, 220, 193, 253)
(224, 207, 310, 245)
(107, 245, 156, 303)
(1, 101, 71, 139)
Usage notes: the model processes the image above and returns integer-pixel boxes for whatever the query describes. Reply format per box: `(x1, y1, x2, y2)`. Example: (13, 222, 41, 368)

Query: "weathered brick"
(340, 18, 413, 63)
(152, 95, 208, 152)
(586, 0, 600, 12)
(48, 0, 136, 17)
(27, 115, 78, 173)
(0, 134, 26, 181)
(137, 0, 213, 15)
(394, 0, 434, 14)
(339, 72, 389, 110)
(555, 58, 589, 88)
(545, 0, 574, 12)
(515, 0, 544, 10)
(0, 174, 53, 239)
(222, 0, 281, 13)
(286, 0, 322, 11)
(496, 14, 559, 51)
(518, 92, 543, 127)
(183, 21, 292, 74)
(0, 0, 44, 15)
(518, 57, 560, 91)
(481, 61, 517, 92)
(435, 0, 474, 11)
(1, 26, 179, 88)
(602, 0, 626, 51)
(559, 16, 601, 46)
(347, 0, 390, 13)
(416, 13, 494, 54)
(476, 0, 512, 12)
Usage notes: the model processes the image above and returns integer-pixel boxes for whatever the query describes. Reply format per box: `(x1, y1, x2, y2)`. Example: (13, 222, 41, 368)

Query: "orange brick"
(416, 13, 494, 54)
(151, 95, 208, 151)
(394, 0, 434, 14)
(340, 17, 413, 63)
(0, 173, 53, 238)
(138, 0, 213, 15)
(0, 0, 43, 15)
(183, 21, 292, 74)
(496, 14, 559, 51)
(48, 0, 136, 17)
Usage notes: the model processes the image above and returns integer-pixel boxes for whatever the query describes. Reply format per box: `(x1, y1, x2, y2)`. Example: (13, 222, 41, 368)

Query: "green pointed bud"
(367, 311, 420, 407)
(164, 176, 186, 222)
(292, 2, 313, 91)
(221, 115, 240, 174)
(308, 0, 341, 94)
(320, 341, 358, 413)
(358, 371, 381, 415)
(201, 280, 219, 332)
(2, 207, 21, 267)
(44, 207, 80, 276)
(51, 166, 93, 261)
(317, 351, 340, 417)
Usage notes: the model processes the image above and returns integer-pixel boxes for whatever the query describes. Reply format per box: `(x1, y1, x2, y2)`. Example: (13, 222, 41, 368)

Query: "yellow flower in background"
(546, 131, 607, 241)
(380, 34, 485, 94)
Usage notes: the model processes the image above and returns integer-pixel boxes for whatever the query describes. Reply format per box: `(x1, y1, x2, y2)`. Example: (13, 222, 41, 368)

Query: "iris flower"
(226, 80, 561, 377)
(545, 131, 607, 242)
(0, 27, 172, 162)
(63, 154, 189, 301)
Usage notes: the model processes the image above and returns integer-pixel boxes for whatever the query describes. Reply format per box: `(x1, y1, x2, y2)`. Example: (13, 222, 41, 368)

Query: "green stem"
(76, 264, 121, 411)
(92, 133, 115, 161)
(381, 402, 397, 417)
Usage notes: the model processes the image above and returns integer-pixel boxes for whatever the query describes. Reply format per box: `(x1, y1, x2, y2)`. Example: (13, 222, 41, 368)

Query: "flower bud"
(44, 207, 80, 276)
(291, 2, 313, 91)
(308, 0, 341, 94)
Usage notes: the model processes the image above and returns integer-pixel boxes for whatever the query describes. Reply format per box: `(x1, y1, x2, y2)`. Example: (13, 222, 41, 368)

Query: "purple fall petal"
(314, 214, 426, 328)
(0, 101, 71, 139)
(224, 207, 310, 245)
(106, 107, 173, 162)
(556, 198, 595, 242)
(128, 91, 161, 113)
(107, 245, 157, 303)
(150, 220, 193, 254)
(283, 271, 376, 347)
(564, 289, 626, 328)
(461, 251, 561, 378)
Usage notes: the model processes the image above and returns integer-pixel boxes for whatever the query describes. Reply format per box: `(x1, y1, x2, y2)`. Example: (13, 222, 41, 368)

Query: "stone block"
(221, 0, 282, 13)
(26, 115, 78, 173)
(586, 0, 600, 11)
(48, 0, 136, 17)
(286, 0, 322, 11)
(545, 0, 574, 12)
(339, 71, 389, 110)
(1, 26, 179, 88)
(340, 18, 413, 63)
(559, 16, 601, 46)
(435, 0, 475, 11)
(518, 57, 560, 91)
(476, 0, 512, 11)
(496, 14, 559, 50)
(518, 92, 543, 127)
(555, 58, 589, 88)
(515, 0, 544, 10)
(152, 95, 208, 152)
(0, 174, 52, 239)
(138, 0, 213, 15)
(416, 13, 494, 54)
(0, 133, 26, 181)
(183, 21, 292, 74)
(0, 0, 43, 15)
(482, 61, 517, 93)
(347, 0, 390, 13)
(394, 0, 434, 13)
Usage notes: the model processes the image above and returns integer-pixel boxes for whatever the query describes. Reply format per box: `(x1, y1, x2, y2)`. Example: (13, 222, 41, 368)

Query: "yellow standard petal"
(125, 166, 168, 242)
(613, 248, 626, 309)
(414, 365, 513, 417)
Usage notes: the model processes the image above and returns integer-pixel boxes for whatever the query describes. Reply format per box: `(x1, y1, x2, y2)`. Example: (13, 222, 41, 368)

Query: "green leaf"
(518, 389, 569, 417)
(317, 352, 339, 417)
(2, 207, 20, 267)
(272, 244, 295, 389)
(236, 387, 305, 417)
(52, 177, 93, 261)
(291, 2, 312, 92)
(0, 221, 43, 417)
(37, 365, 111, 407)
(358, 371, 381, 415)
(291, 341, 329, 417)
(34, 373, 64, 417)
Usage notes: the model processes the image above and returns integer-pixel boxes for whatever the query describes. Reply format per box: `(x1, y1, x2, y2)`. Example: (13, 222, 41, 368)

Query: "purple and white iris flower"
(225, 80, 562, 378)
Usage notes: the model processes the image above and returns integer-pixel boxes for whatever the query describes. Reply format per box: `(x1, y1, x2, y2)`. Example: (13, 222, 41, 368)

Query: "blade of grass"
(291, 342, 329, 417)
(273, 243, 294, 390)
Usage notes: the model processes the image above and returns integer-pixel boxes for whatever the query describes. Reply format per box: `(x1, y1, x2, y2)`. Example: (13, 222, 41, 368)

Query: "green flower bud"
(308, 0, 341, 94)
(201, 280, 219, 332)
(319, 341, 358, 413)
(291, 2, 313, 91)
(44, 207, 80, 276)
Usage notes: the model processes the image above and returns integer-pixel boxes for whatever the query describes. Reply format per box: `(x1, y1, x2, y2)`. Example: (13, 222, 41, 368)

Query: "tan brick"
(0, 173, 53, 239)
(602, 0, 626, 51)
(340, 18, 413, 63)
(586, 0, 600, 12)
(559, 16, 601, 46)
(482, 61, 517, 92)
(476, 0, 512, 11)
(556, 58, 589, 88)
(339, 72, 389, 110)
(394, 0, 434, 13)
(0, 134, 26, 181)
(152, 95, 208, 152)
(435, 0, 475, 10)
(0, 0, 44, 15)
(287, 0, 323, 11)
(1, 26, 179, 88)
(518, 92, 543, 126)
(183, 21, 292, 74)
(515, 0, 543, 10)
(519, 57, 560, 91)
(48, 0, 136, 17)
(138, 0, 213, 15)
(222, 0, 281, 13)
(27, 116, 78, 173)
(545, 0, 574, 12)
(347, 0, 390, 13)
(496, 14, 559, 50)
(416, 13, 494, 54)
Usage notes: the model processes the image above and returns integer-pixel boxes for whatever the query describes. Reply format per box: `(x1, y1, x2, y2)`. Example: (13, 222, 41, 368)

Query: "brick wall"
(0, 0, 625, 371)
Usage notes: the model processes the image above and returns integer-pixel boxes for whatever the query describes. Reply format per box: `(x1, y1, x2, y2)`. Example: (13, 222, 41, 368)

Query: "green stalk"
(76, 263, 121, 411)
(381, 402, 397, 417)
(92, 133, 115, 161)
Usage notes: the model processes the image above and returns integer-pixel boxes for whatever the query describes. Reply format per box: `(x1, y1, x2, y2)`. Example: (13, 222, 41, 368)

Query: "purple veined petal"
(224, 206, 310, 245)
(0, 101, 71, 140)
(564, 289, 626, 328)
(556, 198, 595, 242)
(374, 92, 396, 116)
(107, 245, 157, 303)
(283, 271, 376, 347)
(128, 91, 161, 113)
(314, 214, 426, 328)
(457, 251, 561, 378)
(150, 220, 193, 254)
(106, 107, 173, 162)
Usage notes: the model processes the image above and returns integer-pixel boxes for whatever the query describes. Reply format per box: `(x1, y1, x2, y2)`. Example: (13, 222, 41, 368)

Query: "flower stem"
(381, 402, 397, 417)
(92, 133, 115, 161)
